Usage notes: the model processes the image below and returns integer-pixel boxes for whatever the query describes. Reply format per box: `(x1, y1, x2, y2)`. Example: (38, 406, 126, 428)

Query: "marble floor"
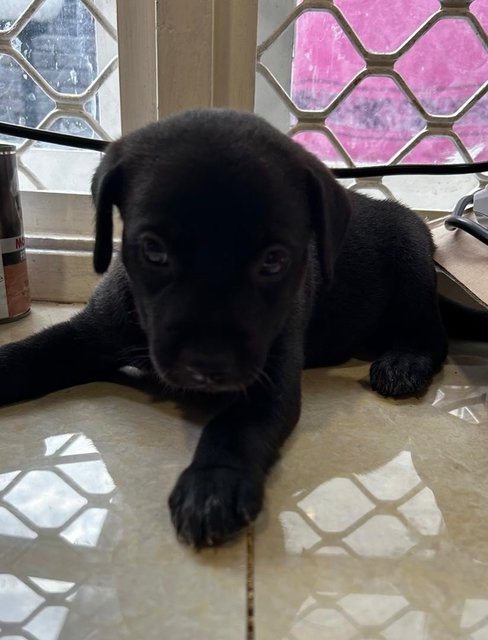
(0, 303, 487, 640)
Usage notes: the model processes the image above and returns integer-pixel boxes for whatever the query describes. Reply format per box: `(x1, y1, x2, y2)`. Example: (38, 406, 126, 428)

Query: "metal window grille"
(0, 0, 118, 190)
(256, 0, 488, 205)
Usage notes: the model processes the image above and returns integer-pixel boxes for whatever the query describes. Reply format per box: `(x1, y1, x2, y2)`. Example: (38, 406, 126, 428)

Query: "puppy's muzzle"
(165, 348, 252, 392)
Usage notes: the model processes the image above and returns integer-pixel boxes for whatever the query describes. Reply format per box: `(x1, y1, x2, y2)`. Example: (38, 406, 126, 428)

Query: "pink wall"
(291, 0, 488, 164)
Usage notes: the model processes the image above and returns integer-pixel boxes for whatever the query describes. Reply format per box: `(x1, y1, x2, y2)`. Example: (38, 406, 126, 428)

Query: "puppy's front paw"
(168, 465, 264, 548)
(370, 351, 434, 397)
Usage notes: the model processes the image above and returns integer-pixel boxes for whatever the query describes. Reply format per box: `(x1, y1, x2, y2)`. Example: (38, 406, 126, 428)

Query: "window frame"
(20, 0, 158, 302)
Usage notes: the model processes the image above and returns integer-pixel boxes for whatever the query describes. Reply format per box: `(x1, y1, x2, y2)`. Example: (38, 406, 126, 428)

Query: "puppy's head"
(92, 110, 351, 392)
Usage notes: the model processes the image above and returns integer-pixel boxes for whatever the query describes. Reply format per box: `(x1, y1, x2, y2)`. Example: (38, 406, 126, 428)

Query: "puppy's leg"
(169, 332, 302, 548)
(370, 268, 448, 398)
(0, 276, 147, 405)
(0, 317, 120, 405)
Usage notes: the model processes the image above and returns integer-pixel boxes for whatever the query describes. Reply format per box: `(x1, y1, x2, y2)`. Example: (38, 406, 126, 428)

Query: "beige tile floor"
(0, 303, 487, 639)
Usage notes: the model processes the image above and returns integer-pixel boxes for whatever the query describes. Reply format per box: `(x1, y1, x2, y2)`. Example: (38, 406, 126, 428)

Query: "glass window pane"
(256, 0, 488, 210)
(0, 0, 120, 192)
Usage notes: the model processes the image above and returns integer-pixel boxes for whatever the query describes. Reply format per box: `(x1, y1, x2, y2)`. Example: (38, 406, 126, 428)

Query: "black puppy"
(0, 109, 476, 547)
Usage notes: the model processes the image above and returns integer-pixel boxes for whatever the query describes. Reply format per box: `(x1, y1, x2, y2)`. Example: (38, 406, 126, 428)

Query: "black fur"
(0, 108, 476, 548)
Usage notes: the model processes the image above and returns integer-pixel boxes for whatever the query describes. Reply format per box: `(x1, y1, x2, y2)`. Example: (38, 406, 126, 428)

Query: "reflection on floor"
(0, 303, 487, 640)
(0, 431, 122, 639)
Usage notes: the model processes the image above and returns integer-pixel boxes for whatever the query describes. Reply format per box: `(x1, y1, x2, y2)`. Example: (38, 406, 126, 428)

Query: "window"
(0, 0, 119, 191)
(1, 1, 485, 301)
(255, 0, 488, 213)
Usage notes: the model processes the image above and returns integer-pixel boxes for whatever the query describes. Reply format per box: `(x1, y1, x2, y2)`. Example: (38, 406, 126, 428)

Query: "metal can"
(0, 145, 30, 322)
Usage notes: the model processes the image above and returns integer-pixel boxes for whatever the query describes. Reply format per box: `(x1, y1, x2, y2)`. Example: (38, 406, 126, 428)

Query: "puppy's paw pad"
(370, 352, 434, 398)
(168, 465, 263, 548)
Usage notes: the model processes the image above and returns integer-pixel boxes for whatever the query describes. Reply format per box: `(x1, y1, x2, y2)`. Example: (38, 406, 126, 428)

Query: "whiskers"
(238, 382, 249, 399)
(250, 367, 276, 393)
(116, 346, 276, 399)
(117, 344, 152, 370)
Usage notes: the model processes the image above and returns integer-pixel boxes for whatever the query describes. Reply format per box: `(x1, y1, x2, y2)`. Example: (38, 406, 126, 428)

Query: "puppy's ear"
(92, 146, 123, 274)
(306, 161, 352, 285)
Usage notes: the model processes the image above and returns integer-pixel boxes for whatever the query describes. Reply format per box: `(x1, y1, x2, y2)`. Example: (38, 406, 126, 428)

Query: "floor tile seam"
(246, 525, 255, 640)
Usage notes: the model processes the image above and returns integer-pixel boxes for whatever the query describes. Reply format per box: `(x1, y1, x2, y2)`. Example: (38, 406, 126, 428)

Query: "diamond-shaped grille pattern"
(0, 0, 118, 189)
(0, 431, 119, 639)
(4, 470, 88, 527)
(279, 450, 445, 559)
(257, 0, 488, 198)
(298, 477, 374, 532)
(335, 0, 438, 54)
(0, 574, 44, 623)
(290, 11, 364, 112)
(277, 446, 488, 639)
(328, 75, 425, 164)
(395, 19, 488, 117)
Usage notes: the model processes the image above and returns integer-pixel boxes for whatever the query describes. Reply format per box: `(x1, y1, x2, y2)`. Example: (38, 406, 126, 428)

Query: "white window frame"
(23, 0, 158, 302)
(23, 0, 157, 301)
(23, 0, 258, 302)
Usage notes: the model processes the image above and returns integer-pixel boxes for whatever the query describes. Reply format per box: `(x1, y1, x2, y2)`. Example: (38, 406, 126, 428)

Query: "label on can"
(0, 145, 31, 321)
(0, 235, 30, 319)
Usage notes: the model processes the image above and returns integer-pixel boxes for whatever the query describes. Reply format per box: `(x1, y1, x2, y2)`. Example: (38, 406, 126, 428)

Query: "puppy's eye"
(141, 236, 169, 266)
(259, 247, 290, 276)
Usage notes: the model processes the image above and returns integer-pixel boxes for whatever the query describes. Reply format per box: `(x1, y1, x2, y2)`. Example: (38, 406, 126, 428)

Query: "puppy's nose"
(177, 347, 238, 388)
(184, 365, 229, 386)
